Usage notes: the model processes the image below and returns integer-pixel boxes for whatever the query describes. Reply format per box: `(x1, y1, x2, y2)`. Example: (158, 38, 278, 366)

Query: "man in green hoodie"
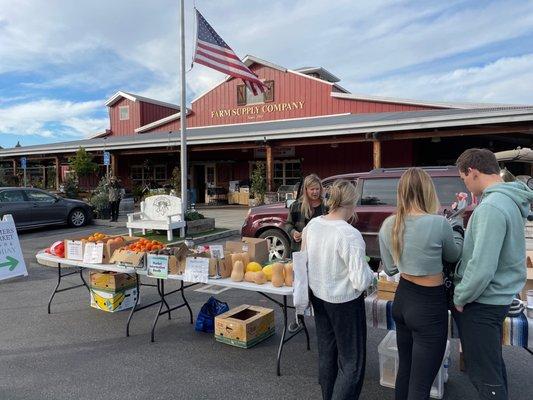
(453, 148, 533, 400)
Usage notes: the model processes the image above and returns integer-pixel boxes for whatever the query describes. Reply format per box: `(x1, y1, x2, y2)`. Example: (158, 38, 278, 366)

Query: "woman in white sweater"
(302, 179, 374, 400)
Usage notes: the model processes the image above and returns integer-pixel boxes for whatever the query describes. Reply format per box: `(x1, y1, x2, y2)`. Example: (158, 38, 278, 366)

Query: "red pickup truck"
(241, 166, 473, 264)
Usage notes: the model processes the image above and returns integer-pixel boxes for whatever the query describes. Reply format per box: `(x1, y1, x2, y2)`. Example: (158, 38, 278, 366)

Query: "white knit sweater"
(303, 216, 374, 303)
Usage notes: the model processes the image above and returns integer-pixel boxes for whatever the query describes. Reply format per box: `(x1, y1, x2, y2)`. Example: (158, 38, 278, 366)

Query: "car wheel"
(68, 209, 87, 227)
(258, 229, 290, 261)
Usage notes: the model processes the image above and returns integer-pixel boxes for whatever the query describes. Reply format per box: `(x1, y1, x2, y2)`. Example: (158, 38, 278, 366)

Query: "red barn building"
(1, 55, 532, 203)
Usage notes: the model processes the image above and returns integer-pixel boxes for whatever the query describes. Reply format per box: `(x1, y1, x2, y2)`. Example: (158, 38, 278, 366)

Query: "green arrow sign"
(0, 256, 19, 271)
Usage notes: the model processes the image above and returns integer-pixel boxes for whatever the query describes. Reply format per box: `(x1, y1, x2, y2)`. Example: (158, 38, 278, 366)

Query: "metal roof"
(2, 107, 533, 157)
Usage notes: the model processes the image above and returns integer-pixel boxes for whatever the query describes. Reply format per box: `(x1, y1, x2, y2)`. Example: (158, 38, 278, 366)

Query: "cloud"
(0, 99, 106, 138)
(356, 53, 533, 104)
(1, 0, 533, 146)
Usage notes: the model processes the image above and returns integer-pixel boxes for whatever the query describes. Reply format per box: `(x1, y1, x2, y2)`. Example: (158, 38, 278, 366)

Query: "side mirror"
(527, 177, 533, 190)
(285, 199, 295, 208)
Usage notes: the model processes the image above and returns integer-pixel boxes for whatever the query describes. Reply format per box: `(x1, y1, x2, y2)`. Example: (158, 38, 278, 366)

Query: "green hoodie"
(454, 181, 533, 306)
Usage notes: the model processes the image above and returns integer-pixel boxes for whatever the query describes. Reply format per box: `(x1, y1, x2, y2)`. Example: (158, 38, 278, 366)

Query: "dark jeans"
(110, 201, 120, 221)
(310, 291, 366, 400)
(453, 302, 511, 400)
(392, 278, 448, 400)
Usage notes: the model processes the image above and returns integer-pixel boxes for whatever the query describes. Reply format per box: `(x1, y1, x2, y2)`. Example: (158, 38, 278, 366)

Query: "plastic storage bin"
(378, 331, 451, 399)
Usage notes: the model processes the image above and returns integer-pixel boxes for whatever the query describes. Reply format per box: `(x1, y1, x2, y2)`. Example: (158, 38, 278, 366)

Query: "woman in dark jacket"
(286, 174, 328, 253)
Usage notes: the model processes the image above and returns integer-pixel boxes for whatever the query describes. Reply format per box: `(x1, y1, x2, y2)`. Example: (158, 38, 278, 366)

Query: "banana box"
(89, 271, 137, 291)
(90, 287, 139, 313)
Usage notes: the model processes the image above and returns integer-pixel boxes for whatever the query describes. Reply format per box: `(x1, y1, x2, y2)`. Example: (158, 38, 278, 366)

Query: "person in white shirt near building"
(302, 179, 374, 400)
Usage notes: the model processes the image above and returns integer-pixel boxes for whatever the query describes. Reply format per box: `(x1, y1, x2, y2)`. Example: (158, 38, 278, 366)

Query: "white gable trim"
(105, 91, 181, 110)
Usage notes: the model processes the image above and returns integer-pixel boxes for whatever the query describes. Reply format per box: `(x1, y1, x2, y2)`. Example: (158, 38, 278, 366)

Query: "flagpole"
(179, 0, 188, 219)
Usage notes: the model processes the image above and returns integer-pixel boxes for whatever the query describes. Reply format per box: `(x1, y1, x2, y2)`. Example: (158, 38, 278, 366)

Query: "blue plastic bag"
(195, 296, 229, 333)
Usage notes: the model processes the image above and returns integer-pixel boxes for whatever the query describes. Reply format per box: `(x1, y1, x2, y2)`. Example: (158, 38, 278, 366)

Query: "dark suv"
(241, 166, 473, 262)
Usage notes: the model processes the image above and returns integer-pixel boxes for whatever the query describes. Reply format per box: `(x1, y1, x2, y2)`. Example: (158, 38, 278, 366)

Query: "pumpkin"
(262, 264, 274, 281)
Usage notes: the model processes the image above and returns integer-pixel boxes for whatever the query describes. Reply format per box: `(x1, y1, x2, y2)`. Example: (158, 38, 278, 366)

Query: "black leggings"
(392, 277, 448, 400)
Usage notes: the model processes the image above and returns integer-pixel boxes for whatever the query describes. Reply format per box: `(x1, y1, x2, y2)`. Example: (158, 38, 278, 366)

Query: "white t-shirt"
(303, 216, 374, 303)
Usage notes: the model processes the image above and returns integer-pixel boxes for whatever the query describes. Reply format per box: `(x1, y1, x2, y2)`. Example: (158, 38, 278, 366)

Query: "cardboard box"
(64, 235, 139, 264)
(226, 237, 269, 265)
(90, 287, 139, 312)
(238, 192, 249, 205)
(228, 192, 239, 205)
(215, 305, 275, 348)
(110, 249, 146, 268)
(377, 278, 398, 302)
(89, 271, 137, 291)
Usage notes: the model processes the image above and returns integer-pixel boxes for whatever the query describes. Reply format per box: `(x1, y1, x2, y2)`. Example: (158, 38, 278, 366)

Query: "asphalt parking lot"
(0, 223, 531, 400)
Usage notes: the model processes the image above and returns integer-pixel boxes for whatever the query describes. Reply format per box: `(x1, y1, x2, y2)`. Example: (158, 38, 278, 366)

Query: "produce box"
(90, 287, 139, 312)
(89, 271, 137, 292)
(110, 249, 146, 268)
(215, 305, 275, 348)
(377, 278, 398, 301)
(64, 234, 138, 264)
(226, 237, 269, 265)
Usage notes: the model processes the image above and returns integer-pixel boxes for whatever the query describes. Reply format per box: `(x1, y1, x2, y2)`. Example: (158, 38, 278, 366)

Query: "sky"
(1, 0, 533, 148)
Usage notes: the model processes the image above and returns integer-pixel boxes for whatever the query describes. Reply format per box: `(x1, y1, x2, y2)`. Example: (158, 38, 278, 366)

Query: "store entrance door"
(194, 165, 206, 203)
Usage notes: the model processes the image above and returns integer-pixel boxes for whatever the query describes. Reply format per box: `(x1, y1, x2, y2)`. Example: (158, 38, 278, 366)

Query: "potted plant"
(89, 177, 111, 219)
(251, 161, 267, 205)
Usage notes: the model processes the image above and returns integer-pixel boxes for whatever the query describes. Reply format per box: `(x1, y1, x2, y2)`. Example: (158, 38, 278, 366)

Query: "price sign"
(66, 240, 83, 261)
(184, 257, 209, 283)
(83, 242, 104, 264)
(147, 254, 169, 279)
(209, 245, 224, 259)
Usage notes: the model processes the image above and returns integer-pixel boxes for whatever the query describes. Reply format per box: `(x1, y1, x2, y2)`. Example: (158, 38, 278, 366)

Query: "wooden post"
(266, 144, 273, 192)
(111, 153, 117, 177)
(42, 165, 46, 188)
(12, 159, 17, 176)
(55, 157, 60, 190)
(373, 140, 382, 169)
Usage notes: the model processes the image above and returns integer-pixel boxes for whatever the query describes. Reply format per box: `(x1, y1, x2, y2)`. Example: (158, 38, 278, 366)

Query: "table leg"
(47, 263, 63, 314)
(79, 268, 89, 292)
(180, 281, 194, 324)
(160, 280, 172, 320)
(276, 295, 288, 376)
(47, 264, 87, 314)
(126, 277, 141, 337)
(151, 280, 165, 343)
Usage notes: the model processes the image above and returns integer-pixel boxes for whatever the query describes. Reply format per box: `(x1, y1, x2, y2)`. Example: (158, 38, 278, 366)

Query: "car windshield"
(359, 176, 471, 207)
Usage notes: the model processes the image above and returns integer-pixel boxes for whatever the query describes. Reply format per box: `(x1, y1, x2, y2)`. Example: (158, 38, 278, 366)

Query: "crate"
(378, 331, 450, 399)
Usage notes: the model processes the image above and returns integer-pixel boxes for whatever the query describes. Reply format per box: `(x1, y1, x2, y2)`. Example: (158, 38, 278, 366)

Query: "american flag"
(193, 9, 267, 95)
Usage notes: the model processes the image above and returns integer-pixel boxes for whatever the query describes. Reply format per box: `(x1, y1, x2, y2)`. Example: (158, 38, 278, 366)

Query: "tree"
(251, 161, 267, 204)
(68, 147, 98, 177)
(170, 166, 181, 194)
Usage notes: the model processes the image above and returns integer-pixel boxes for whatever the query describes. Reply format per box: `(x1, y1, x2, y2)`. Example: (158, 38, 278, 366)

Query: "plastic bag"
(194, 296, 229, 333)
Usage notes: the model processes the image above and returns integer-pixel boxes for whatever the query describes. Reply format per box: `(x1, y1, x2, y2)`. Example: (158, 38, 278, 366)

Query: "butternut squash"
(244, 271, 255, 282)
(231, 260, 244, 282)
(253, 271, 267, 285)
(284, 263, 294, 287)
(271, 262, 285, 287)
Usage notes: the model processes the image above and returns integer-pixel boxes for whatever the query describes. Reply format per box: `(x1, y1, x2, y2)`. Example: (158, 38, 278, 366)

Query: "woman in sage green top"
(378, 168, 463, 400)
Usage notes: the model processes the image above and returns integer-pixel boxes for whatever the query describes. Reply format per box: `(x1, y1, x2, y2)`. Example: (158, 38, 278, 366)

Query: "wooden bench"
(127, 195, 185, 241)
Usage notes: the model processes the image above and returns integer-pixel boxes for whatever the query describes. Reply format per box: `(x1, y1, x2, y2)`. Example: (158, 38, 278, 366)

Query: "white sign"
(83, 243, 104, 264)
(147, 254, 169, 279)
(0, 215, 28, 281)
(209, 245, 224, 259)
(184, 257, 209, 283)
(66, 240, 83, 261)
